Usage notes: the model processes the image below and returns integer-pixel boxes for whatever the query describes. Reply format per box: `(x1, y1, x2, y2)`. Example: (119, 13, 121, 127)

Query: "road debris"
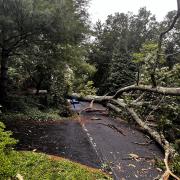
(91, 116, 102, 120)
(97, 123, 126, 136)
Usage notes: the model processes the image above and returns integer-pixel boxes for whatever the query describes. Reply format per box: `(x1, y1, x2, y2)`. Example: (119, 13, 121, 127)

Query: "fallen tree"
(73, 93, 180, 180)
(72, 93, 113, 102)
(76, 96, 177, 154)
(108, 99, 179, 180)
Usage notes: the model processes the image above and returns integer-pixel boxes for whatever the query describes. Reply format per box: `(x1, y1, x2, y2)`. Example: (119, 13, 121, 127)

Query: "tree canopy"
(0, 0, 92, 108)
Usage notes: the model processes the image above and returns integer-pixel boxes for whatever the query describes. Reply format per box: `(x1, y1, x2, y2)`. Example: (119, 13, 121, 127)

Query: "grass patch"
(5, 151, 111, 180)
(0, 118, 111, 180)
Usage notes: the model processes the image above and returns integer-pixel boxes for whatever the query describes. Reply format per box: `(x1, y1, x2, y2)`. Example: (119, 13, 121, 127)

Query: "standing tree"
(0, 0, 89, 106)
(89, 9, 159, 94)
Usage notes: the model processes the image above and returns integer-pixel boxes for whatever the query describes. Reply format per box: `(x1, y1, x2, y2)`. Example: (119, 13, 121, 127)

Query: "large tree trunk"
(72, 93, 113, 102)
(0, 48, 9, 105)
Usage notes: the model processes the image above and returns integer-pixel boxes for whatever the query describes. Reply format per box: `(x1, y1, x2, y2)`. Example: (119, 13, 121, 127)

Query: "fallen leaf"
(141, 168, 150, 171)
(128, 153, 139, 159)
(116, 165, 121, 170)
(156, 168, 163, 172)
(16, 174, 24, 180)
(135, 174, 138, 178)
(91, 116, 101, 120)
(128, 164, 136, 168)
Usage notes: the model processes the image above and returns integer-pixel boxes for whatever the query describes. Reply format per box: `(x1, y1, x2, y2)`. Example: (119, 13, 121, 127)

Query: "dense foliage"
(86, 5, 180, 177)
(0, 0, 94, 113)
(0, 122, 17, 178)
(87, 7, 180, 151)
(88, 8, 159, 94)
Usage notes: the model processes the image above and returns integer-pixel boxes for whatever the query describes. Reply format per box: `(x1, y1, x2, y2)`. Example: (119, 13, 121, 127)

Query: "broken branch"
(114, 85, 180, 98)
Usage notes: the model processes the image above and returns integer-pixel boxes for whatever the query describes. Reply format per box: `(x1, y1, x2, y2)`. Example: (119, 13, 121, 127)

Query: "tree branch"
(9, 32, 33, 50)
(158, 10, 180, 53)
(152, 0, 180, 87)
(114, 85, 180, 98)
(108, 100, 179, 180)
(74, 93, 179, 179)
(4, 32, 30, 44)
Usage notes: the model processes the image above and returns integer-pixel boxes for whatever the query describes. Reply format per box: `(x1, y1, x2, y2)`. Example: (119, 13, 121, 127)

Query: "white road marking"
(81, 122, 120, 180)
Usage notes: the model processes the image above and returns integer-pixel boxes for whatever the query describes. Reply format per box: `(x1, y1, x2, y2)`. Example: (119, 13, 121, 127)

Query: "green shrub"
(0, 122, 17, 153)
(0, 122, 17, 179)
(171, 155, 180, 176)
(79, 81, 97, 97)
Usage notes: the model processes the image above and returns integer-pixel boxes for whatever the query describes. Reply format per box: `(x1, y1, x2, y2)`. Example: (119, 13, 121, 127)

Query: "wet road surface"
(5, 101, 163, 180)
(74, 101, 163, 180)
(4, 119, 101, 168)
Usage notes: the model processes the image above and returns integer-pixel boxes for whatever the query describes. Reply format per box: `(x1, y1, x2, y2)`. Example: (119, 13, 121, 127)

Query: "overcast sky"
(88, 0, 177, 24)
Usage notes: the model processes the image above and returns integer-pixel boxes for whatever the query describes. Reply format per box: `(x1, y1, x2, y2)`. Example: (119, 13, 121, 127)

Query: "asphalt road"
(74, 101, 163, 180)
(5, 101, 163, 180)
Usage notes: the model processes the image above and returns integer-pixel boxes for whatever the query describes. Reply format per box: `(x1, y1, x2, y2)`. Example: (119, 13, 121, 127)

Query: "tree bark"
(0, 48, 9, 105)
(36, 79, 43, 95)
(72, 93, 113, 102)
(114, 85, 180, 98)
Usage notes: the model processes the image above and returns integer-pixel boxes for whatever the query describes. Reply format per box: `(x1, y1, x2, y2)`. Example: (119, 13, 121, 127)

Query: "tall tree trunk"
(36, 78, 43, 95)
(0, 48, 9, 105)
